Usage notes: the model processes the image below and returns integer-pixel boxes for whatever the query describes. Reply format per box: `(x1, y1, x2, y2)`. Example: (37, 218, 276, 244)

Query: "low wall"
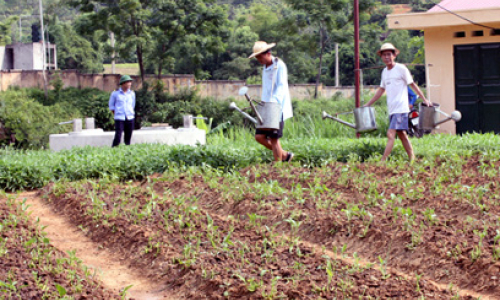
(0, 69, 378, 100)
(0, 69, 195, 93)
(195, 80, 378, 100)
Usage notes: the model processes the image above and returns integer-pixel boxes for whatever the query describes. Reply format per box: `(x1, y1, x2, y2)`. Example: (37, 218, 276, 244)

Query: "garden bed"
(37, 154, 500, 299)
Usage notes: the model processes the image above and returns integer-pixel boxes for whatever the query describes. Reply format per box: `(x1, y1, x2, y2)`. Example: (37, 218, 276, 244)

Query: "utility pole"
(110, 31, 116, 74)
(335, 43, 339, 87)
(46, 29, 50, 68)
(39, 0, 48, 98)
(354, 0, 360, 138)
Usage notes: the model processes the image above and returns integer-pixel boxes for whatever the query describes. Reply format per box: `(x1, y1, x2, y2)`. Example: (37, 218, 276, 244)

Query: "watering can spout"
(229, 102, 258, 125)
(418, 103, 462, 130)
(321, 111, 357, 129)
(435, 110, 462, 126)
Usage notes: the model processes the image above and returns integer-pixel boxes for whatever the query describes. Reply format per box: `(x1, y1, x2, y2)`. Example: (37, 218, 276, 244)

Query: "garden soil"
(12, 155, 500, 299)
(16, 191, 179, 300)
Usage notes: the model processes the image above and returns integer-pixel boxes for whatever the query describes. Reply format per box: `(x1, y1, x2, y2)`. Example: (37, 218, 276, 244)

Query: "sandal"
(285, 152, 294, 162)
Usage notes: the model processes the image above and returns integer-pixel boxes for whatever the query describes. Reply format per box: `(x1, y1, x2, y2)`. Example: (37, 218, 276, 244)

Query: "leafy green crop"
(1, 133, 499, 191)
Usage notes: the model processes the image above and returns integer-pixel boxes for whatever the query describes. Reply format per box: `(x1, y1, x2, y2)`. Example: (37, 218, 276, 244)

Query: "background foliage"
(0, 0, 430, 84)
(0, 82, 389, 148)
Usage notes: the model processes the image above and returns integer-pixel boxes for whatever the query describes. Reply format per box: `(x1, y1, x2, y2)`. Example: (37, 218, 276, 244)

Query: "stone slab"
(49, 128, 206, 151)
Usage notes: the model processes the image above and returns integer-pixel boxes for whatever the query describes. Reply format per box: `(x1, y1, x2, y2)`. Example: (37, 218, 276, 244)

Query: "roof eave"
(387, 7, 500, 30)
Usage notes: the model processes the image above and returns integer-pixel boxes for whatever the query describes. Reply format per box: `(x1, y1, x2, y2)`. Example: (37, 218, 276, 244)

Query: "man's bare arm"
(364, 87, 385, 107)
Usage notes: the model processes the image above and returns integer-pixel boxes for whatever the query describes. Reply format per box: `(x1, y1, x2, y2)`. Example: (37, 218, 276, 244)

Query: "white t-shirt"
(380, 63, 413, 115)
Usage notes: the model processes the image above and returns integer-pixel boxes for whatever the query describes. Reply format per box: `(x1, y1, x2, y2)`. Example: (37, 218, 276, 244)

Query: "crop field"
(0, 193, 119, 299)
(1, 133, 500, 299)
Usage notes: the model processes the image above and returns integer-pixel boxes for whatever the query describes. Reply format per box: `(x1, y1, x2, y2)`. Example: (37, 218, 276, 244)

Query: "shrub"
(0, 89, 77, 149)
(26, 87, 114, 131)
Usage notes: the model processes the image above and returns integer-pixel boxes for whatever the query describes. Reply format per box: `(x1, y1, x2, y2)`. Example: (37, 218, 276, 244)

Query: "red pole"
(354, 0, 360, 138)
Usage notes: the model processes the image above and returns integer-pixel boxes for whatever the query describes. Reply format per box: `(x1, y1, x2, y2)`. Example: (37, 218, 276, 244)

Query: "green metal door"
(454, 43, 500, 134)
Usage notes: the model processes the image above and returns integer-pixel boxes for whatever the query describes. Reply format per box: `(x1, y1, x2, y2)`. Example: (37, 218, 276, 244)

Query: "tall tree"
(68, 0, 154, 82)
(284, 0, 350, 98)
(47, 17, 104, 72)
(212, 24, 257, 80)
(148, 0, 228, 79)
(0, 15, 18, 45)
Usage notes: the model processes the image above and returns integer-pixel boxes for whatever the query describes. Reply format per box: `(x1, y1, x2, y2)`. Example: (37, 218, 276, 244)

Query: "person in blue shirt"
(109, 75, 136, 147)
(408, 86, 418, 109)
(248, 41, 294, 162)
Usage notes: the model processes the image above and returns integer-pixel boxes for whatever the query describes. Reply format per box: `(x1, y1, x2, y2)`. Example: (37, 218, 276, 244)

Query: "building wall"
(32, 43, 44, 70)
(425, 24, 500, 134)
(1, 43, 50, 71)
(0, 47, 5, 70)
(195, 80, 246, 99)
(11, 43, 34, 70)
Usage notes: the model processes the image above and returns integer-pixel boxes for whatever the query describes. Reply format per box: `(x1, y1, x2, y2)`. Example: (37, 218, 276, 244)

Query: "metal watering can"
(229, 87, 282, 130)
(322, 106, 377, 133)
(418, 103, 462, 131)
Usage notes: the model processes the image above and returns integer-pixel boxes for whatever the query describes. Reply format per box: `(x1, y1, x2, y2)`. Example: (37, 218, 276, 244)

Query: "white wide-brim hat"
(377, 43, 400, 56)
(248, 41, 276, 59)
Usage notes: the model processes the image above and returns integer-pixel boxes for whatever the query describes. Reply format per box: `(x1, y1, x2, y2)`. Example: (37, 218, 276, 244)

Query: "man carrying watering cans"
(249, 41, 294, 162)
(364, 43, 431, 161)
(109, 75, 136, 147)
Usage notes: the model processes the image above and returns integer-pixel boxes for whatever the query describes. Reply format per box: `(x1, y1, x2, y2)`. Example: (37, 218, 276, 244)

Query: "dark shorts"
(389, 113, 409, 131)
(255, 121, 284, 139)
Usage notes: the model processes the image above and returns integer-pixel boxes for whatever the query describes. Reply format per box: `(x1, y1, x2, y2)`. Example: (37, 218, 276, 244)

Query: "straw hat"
(377, 43, 400, 57)
(248, 41, 276, 59)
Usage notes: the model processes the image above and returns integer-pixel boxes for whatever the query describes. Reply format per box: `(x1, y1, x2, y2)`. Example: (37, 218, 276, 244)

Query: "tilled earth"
(33, 155, 500, 299)
(0, 196, 120, 299)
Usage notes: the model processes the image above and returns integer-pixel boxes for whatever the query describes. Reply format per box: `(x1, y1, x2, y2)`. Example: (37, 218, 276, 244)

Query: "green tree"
(148, 0, 228, 79)
(46, 16, 104, 72)
(222, 1, 317, 84)
(68, 0, 155, 81)
(410, 0, 434, 12)
(284, 0, 378, 97)
(0, 15, 18, 45)
(212, 25, 258, 80)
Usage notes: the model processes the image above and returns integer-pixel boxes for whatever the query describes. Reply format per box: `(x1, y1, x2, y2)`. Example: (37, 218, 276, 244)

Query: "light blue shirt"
(109, 88, 136, 121)
(261, 56, 293, 121)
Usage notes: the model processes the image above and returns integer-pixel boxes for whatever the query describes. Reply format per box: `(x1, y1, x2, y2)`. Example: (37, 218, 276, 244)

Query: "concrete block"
(73, 119, 82, 132)
(85, 118, 95, 129)
(183, 115, 195, 128)
(49, 128, 206, 151)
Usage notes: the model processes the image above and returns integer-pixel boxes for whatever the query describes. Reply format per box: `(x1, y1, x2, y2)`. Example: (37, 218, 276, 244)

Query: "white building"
(0, 42, 57, 70)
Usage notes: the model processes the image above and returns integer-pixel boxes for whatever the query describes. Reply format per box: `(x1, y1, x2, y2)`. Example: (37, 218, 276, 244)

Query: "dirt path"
(16, 191, 178, 300)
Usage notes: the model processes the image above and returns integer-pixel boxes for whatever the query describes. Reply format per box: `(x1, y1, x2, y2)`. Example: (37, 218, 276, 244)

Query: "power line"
(427, 0, 499, 30)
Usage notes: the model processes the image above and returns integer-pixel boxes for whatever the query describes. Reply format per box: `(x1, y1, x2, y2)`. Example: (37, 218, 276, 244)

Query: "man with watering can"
(249, 41, 294, 162)
(364, 43, 431, 161)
